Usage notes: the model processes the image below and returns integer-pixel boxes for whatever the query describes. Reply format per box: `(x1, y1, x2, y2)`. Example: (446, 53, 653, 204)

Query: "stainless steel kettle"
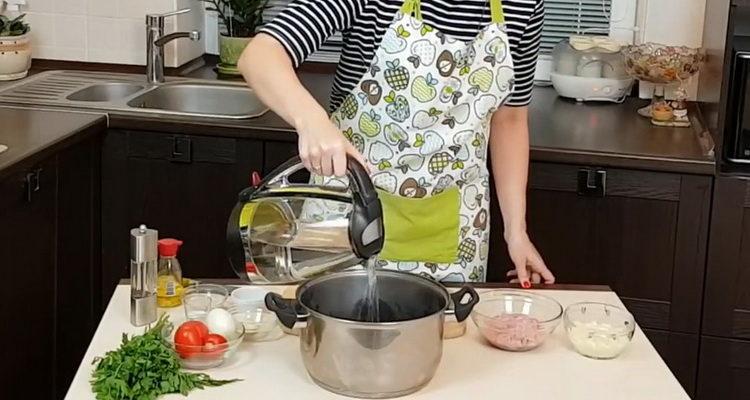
(227, 156, 384, 283)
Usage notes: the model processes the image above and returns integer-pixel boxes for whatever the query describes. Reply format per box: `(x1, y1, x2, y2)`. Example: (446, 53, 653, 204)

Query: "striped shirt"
(260, 0, 543, 111)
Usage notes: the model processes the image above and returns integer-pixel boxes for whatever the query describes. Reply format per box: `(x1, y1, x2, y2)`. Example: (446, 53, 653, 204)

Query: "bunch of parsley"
(90, 315, 239, 400)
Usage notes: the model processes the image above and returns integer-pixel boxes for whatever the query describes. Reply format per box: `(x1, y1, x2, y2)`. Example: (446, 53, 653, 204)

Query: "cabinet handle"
(25, 168, 42, 203)
(169, 137, 192, 163)
(577, 168, 606, 197)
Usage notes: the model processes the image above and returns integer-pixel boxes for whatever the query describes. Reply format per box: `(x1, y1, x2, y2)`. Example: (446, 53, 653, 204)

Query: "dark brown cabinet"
(0, 137, 101, 400)
(488, 162, 712, 335)
(487, 161, 712, 396)
(643, 329, 699, 397)
(697, 176, 750, 400)
(703, 177, 750, 339)
(697, 336, 750, 400)
(0, 158, 57, 400)
(101, 130, 265, 304)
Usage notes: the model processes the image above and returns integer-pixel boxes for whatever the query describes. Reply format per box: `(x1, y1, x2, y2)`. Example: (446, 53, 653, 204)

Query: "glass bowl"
(183, 284, 229, 320)
(564, 302, 635, 359)
(162, 317, 245, 370)
(621, 43, 705, 84)
(227, 303, 283, 342)
(471, 290, 563, 351)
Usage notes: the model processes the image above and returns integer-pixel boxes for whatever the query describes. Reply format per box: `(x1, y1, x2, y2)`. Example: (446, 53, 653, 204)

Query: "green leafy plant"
(90, 315, 239, 400)
(201, 0, 270, 37)
(0, 14, 30, 36)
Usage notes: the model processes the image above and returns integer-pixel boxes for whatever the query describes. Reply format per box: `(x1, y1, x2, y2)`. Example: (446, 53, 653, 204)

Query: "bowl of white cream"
(563, 302, 635, 359)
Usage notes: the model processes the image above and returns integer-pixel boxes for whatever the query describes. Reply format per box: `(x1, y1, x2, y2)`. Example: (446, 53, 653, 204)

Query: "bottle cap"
(158, 238, 183, 257)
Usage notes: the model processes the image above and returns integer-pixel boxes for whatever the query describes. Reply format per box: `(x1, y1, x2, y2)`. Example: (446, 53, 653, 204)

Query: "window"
(262, 0, 636, 79)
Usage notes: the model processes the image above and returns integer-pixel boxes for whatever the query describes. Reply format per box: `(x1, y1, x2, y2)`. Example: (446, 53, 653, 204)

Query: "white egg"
(206, 308, 236, 339)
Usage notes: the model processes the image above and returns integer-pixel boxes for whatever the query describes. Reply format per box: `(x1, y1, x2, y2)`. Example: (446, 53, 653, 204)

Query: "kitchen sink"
(0, 70, 269, 120)
(66, 83, 144, 102)
(127, 83, 267, 118)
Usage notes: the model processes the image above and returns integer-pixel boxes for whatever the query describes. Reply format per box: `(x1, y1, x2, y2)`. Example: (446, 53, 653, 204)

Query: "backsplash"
(21, 0, 205, 66)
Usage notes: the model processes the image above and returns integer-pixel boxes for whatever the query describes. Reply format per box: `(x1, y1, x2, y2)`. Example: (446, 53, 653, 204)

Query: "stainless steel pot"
(265, 270, 479, 399)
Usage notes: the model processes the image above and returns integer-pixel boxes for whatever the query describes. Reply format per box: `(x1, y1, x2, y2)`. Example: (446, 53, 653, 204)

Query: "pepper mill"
(130, 224, 158, 326)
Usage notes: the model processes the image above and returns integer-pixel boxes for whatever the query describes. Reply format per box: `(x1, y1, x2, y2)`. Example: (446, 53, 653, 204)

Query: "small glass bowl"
(230, 286, 269, 306)
(471, 290, 563, 351)
(228, 304, 283, 342)
(162, 317, 245, 370)
(564, 302, 635, 359)
(183, 284, 229, 320)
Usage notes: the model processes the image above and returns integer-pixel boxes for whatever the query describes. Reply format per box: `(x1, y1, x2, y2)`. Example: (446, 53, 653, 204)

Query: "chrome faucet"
(146, 9, 201, 84)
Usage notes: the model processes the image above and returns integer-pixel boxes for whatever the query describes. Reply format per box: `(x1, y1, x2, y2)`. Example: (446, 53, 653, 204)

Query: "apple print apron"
(314, 0, 515, 282)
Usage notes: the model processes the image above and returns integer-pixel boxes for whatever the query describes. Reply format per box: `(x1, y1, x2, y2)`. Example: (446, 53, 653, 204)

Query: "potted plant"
(201, 0, 270, 74)
(0, 13, 30, 80)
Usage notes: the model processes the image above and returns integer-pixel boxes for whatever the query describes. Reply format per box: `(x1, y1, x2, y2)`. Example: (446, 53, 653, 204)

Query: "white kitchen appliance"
(550, 36, 634, 103)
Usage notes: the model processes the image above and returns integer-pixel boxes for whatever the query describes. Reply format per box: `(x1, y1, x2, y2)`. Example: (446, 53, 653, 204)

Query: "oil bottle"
(156, 238, 184, 307)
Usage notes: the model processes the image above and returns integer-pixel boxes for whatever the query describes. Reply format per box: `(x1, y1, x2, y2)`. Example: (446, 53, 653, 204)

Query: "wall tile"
(118, 19, 145, 52)
(55, 0, 88, 15)
(55, 15, 86, 48)
(26, 12, 56, 47)
(87, 0, 117, 17)
(34, 45, 86, 61)
(32, 45, 57, 59)
(117, 0, 148, 20)
(86, 17, 119, 50)
(26, 0, 55, 13)
(50, 46, 87, 61)
(142, 0, 174, 15)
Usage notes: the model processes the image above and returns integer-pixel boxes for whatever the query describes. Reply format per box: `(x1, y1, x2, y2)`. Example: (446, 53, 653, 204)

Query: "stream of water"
(363, 257, 381, 322)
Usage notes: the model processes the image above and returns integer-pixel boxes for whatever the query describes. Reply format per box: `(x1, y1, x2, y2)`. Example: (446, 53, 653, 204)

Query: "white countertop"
(66, 285, 689, 400)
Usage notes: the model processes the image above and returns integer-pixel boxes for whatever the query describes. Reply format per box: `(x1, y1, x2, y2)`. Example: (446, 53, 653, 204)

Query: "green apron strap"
(400, 0, 423, 20)
(490, 0, 505, 24)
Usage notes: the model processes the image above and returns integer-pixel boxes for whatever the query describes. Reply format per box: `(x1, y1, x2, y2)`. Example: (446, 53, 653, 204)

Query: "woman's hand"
(295, 109, 366, 177)
(504, 231, 555, 287)
(238, 35, 364, 177)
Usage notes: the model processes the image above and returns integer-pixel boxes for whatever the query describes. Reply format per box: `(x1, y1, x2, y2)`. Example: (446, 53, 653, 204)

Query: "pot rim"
(296, 269, 451, 327)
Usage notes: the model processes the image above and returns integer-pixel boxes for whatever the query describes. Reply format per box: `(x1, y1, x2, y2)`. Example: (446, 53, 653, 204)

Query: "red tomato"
(180, 321, 209, 340)
(202, 333, 229, 358)
(174, 322, 208, 358)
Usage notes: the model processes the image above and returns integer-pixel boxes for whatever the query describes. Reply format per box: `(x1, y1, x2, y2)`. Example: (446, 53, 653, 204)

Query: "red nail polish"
(522, 281, 531, 289)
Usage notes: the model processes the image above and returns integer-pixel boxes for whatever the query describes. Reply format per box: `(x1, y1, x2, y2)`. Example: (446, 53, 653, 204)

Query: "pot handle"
(447, 286, 480, 322)
(265, 292, 309, 329)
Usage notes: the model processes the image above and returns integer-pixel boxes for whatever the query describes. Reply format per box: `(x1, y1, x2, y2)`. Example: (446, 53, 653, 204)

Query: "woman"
(239, 0, 554, 286)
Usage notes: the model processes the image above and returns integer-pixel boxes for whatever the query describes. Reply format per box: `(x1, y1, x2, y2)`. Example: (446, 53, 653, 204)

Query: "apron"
(312, 0, 516, 283)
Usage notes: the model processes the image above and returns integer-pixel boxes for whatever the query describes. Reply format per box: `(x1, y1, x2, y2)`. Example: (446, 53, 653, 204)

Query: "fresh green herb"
(90, 315, 239, 400)
(0, 14, 30, 36)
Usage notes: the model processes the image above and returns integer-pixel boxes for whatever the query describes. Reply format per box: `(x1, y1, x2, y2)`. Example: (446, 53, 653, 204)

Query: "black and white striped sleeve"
(506, 0, 543, 106)
(259, 0, 365, 67)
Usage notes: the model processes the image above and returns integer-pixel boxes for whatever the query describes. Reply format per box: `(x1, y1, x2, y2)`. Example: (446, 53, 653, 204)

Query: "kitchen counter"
(0, 106, 107, 180)
(109, 74, 715, 175)
(66, 284, 689, 400)
(0, 58, 715, 175)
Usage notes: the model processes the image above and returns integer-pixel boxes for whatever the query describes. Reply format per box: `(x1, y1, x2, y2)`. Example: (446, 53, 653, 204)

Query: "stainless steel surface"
(146, 8, 200, 84)
(66, 83, 144, 102)
(278, 270, 466, 398)
(127, 83, 266, 118)
(154, 31, 200, 47)
(0, 70, 269, 119)
(130, 224, 158, 327)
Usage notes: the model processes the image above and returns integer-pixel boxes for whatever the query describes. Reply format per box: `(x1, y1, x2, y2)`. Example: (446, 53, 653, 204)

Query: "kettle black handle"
(345, 156, 384, 259)
(345, 155, 378, 206)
